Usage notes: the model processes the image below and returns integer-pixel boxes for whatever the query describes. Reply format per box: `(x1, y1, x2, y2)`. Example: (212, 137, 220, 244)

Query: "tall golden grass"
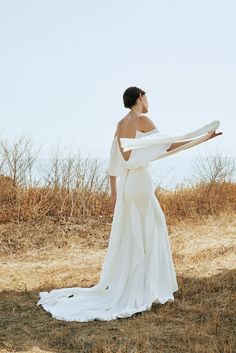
(159, 180, 236, 224)
(0, 176, 236, 225)
(0, 135, 235, 224)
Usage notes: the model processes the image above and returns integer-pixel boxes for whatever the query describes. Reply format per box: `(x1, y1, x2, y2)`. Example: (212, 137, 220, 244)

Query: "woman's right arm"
(166, 130, 223, 152)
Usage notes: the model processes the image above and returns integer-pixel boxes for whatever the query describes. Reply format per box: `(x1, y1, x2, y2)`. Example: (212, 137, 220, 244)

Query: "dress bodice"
(107, 120, 220, 177)
(108, 129, 172, 177)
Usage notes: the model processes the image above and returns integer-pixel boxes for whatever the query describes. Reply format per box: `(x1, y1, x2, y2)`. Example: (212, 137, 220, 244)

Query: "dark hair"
(123, 86, 146, 109)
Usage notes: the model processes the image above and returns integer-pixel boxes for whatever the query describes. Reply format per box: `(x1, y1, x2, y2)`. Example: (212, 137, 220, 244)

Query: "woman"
(110, 87, 222, 210)
(37, 87, 222, 322)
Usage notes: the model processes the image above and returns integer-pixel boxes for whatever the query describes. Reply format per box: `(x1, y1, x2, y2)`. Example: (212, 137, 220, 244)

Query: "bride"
(37, 86, 222, 322)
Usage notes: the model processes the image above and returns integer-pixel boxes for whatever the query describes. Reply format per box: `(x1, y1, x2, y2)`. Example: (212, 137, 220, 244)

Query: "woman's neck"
(129, 108, 142, 117)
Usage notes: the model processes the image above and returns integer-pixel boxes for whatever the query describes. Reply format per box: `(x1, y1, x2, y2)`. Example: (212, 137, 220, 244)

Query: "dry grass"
(1, 176, 236, 225)
(158, 181, 236, 224)
(0, 210, 235, 353)
(0, 138, 235, 352)
(0, 137, 235, 224)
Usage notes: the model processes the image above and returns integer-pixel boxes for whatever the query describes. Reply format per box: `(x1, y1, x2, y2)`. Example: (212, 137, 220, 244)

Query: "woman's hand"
(110, 193, 117, 211)
(207, 130, 223, 139)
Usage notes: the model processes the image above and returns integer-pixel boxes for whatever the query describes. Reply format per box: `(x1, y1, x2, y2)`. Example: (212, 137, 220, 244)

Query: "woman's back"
(116, 113, 157, 162)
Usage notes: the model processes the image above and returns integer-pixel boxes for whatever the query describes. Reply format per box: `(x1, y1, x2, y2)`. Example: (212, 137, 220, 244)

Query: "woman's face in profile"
(142, 94, 149, 113)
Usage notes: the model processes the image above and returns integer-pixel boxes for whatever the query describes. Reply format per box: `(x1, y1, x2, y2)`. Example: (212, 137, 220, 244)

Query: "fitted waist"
(124, 166, 146, 171)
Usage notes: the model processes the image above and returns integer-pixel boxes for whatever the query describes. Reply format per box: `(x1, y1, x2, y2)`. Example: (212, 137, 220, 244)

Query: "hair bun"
(122, 86, 146, 109)
(123, 96, 132, 108)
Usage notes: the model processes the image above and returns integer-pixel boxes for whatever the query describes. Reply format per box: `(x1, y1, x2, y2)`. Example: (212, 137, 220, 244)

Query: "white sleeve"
(120, 120, 220, 152)
(107, 137, 125, 177)
(152, 132, 210, 160)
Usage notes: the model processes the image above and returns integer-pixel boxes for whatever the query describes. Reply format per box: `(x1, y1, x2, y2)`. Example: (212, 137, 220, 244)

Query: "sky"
(0, 0, 235, 162)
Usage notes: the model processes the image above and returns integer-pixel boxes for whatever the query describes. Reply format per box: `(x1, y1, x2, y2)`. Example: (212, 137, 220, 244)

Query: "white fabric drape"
(37, 119, 220, 322)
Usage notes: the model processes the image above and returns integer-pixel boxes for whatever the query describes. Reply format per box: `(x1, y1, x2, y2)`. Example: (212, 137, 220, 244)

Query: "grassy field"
(0, 209, 235, 353)
(0, 143, 235, 352)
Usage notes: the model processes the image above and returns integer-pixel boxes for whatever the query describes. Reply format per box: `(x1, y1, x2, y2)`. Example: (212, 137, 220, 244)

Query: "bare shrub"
(0, 134, 235, 224)
(191, 151, 236, 185)
(158, 152, 236, 223)
(40, 147, 108, 192)
(0, 135, 40, 186)
(33, 147, 110, 221)
(187, 151, 236, 214)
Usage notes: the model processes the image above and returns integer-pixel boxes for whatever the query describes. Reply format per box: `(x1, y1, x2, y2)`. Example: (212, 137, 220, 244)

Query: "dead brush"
(0, 135, 235, 225)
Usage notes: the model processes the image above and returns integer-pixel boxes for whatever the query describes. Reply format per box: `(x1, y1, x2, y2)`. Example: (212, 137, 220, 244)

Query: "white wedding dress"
(37, 120, 220, 322)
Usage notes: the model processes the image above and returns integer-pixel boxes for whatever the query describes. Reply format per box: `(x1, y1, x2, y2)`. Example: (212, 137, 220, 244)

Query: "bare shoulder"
(114, 114, 157, 137)
(117, 116, 127, 126)
(139, 115, 157, 132)
(113, 119, 122, 137)
(115, 116, 128, 135)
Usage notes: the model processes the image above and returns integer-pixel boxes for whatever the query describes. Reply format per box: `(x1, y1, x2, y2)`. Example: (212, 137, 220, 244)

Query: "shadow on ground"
(0, 270, 235, 353)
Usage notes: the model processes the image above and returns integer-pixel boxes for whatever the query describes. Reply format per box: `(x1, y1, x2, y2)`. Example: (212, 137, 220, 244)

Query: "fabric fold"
(120, 120, 220, 152)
